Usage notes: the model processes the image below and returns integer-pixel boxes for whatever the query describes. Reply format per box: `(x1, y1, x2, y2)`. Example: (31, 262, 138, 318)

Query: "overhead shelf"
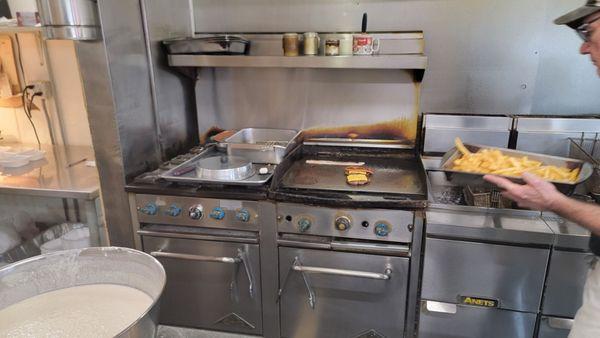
(168, 54, 428, 70)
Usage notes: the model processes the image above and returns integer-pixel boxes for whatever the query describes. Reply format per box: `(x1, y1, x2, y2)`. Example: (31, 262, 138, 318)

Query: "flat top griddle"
(271, 145, 428, 209)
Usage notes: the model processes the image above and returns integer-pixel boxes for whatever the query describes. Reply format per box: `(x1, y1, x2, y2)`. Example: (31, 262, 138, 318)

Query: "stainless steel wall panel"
(76, 0, 162, 247)
(195, 68, 420, 134)
(76, 40, 134, 247)
(141, 0, 198, 160)
(191, 0, 565, 115)
(542, 251, 594, 318)
(515, 117, 600, 156)
(419, 301, 537, 338)
(422, 114, 513, 153)
(421, 237, 549, 312)
(95, 0, 161, 179)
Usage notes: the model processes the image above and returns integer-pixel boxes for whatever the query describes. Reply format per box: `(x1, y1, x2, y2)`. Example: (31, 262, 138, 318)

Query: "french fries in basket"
(451, 138, 580, 183)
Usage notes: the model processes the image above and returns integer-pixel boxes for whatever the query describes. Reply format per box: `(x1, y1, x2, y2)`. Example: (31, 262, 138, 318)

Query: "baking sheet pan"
(439, 143, 593, 194)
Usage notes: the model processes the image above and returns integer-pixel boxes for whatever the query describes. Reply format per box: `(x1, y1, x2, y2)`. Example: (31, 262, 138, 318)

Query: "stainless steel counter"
(0, 143, 100, 200)
(426, 208, 554, 246)
(542, 214, 591, 251)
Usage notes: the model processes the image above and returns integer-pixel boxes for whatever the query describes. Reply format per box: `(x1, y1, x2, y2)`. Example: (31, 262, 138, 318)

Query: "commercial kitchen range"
(123, 113, 597, 338)
(68, 4, 600, 335)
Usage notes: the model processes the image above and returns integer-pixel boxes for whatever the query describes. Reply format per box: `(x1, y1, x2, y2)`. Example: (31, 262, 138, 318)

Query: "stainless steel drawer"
(537, 316, 573, 338)
(278, 247, 409, 338)
(142, 235, 262, 335)
(543, 251, 594, 317)
(421, 237, 550, 312)
(418, 300, 537, 338)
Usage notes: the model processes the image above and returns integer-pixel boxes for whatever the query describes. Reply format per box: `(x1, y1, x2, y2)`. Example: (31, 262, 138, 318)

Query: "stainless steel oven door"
(142, 234, 262, 335)
(278, 247, 409, 338)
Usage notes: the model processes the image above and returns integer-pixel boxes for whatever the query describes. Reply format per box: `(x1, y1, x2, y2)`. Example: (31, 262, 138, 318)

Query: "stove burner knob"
(188, 205, 204, 220)
(210, 207, 226, 220)
(165, 205, 182, 217)
(297, 218, 312, 232)
(138, 203, 158, 216)
(334, 216, 351, 231)
(236, 209, 251, 222)
(374, 222, 391, 237)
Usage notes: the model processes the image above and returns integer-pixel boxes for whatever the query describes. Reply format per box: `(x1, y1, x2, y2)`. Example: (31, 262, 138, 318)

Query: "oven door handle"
(150, 250, 255, 298)
(292, 264, 393, 280)
(150, 251, 241, 264)
(278, 257, 392, 310)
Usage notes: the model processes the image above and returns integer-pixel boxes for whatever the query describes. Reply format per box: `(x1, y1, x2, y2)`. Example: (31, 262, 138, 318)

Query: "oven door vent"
(354, 329, 386, 338)
(214, 312, 256, 330)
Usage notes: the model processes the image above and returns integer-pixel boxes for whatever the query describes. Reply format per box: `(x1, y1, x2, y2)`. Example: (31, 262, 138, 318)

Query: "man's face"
(580, 12, 600, 76)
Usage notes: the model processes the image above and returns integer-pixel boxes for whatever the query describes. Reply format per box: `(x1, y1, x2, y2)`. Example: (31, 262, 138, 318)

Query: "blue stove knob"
(165, 204, 182, 217)
(374, 222, 391, 237)
(138, 202, 158, 216)
(236, 209, 251, 222)
(210, 207, 226, 220)
(298, 218, 312, 232)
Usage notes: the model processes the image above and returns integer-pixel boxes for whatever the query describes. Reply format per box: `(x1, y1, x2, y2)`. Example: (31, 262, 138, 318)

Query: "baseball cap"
(555, 0, 600, 28)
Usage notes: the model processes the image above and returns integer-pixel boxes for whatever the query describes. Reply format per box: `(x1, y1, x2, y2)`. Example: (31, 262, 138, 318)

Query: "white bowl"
(40, 238, 63, 254)
(61, 227, 91, 250)
(12, 149, 45, 161)
(0, 155, 30, 168)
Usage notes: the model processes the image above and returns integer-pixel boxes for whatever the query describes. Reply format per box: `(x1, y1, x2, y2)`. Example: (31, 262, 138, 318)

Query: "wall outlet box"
(31, 81, 52, 99)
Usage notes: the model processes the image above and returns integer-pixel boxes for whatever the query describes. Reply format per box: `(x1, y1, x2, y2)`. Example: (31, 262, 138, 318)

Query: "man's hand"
(483, 172, 566, 211)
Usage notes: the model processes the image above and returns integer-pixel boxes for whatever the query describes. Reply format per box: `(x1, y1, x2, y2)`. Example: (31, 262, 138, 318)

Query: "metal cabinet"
(142, 235, 262, 335)
(278, 247, 409, 338)
(537, 316, 573, 338)
(421, 237, 549, 312)
(543, 251, 594, 317)
(419, 300, 537, 338)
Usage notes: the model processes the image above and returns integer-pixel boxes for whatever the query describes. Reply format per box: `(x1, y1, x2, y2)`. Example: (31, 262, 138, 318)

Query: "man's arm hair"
(551, 195, 600, 236)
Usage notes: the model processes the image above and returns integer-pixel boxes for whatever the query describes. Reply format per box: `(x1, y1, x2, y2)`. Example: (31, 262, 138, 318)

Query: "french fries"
(451, 138, 580, 183)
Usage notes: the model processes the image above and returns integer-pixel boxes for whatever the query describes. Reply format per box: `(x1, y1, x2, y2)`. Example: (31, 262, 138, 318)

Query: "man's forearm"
(551, 195, 600, 236)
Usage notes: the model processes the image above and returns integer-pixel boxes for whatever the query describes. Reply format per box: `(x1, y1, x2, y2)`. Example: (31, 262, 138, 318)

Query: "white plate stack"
(0, 147, 46, 168)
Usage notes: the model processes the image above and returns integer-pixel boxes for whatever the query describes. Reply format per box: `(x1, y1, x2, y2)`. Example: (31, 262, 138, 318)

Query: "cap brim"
(555, 6, 600, 28)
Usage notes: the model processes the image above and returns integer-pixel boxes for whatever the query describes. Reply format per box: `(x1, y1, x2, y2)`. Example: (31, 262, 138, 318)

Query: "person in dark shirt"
(485, 4, 600, 336)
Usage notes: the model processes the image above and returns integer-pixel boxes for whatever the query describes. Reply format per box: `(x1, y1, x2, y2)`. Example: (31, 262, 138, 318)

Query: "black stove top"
(269, 145, 428, 209)
(127, 144, 429, 208)
(125, 146, 269, 201)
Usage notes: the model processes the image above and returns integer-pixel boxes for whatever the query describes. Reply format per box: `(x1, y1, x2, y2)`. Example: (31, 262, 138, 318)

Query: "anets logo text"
(459, 296, 498, 308)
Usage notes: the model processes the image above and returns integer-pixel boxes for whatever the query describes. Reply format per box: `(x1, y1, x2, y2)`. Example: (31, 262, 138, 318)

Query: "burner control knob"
(210, 207, 226, 220)
(334, 216, 351, 231)
(188, 205, 204, 220)
(165, 204, 182, 217)
(138, 203, 158, 216)
(374, 222, 391, 237)
(236, 209, 251, 222)
(297, 218, 312, 232)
